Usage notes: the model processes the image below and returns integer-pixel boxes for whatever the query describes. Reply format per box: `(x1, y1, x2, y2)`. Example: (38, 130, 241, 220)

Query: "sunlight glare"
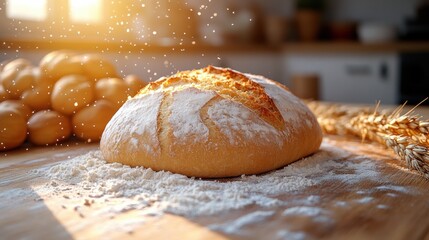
(6, 0, 47, 21)
(69, 0, 102, 24)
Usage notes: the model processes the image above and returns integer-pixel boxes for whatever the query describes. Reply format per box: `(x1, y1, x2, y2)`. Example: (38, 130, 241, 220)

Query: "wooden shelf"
(0, 39, 279, 53)
(1, 39, 429, 54)
(282, 41, 429, 54)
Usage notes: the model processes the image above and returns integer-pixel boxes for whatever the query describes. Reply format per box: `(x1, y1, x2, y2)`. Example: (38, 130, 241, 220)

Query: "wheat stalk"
(350, 112, 429, 178)
(384, 135, 429, 179)
(306, 101, 371, 135)
(307, 101, 429, 180)
(385, 116, 429, 145)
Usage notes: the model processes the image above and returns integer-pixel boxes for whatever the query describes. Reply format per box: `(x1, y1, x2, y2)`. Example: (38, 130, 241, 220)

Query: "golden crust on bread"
(138, 66, 285, 129)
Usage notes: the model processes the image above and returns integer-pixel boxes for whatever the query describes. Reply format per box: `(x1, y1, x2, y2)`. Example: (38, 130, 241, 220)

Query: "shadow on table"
(0, 142, 98, 239)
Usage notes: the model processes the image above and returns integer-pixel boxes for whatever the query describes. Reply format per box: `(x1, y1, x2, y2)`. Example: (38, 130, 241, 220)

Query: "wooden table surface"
(1, 134, 429, 240)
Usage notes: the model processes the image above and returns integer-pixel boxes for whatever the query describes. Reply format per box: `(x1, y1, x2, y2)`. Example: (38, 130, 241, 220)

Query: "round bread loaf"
(100, 66, 322, 178)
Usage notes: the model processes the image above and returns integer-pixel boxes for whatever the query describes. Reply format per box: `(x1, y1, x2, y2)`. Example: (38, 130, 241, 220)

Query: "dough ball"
(0, 60, 11, 72)
(21, 83, 52, 111)
(40, 50, 83, 84)
(72, 100, 116, 142)
(32, 67, 54, 88)
(51, 75, 94, 115)
(27, 110, 71, 145)
(1, 69, 28, 99)
(0, 100, 32, 121)
(2, 67, 37, 99)
(80, 54, 117, 81)
(0, 59, 32, 99)
(40, 50, 66, 68)
(2, 58, 32, 73)
(0, 85, 10, 101)
(0, 107, 27, 151)
(124, 74, 148, 97)
(95, 77, 128, 109)
(1, 68, 20, 99)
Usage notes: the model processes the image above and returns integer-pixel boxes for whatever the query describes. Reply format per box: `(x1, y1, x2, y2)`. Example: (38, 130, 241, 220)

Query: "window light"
(69, 0, 103, 24)
(6, 0, 47, 21)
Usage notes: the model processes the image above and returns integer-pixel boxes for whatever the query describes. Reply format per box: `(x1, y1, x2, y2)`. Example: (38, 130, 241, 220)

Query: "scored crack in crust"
(138, 66, 285, 130)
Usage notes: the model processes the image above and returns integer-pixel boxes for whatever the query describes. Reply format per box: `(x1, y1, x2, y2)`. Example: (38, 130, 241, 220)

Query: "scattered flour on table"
(276, 229, 307, 240)
(283, 206, 327, 217)
(29, 140, 389, 234)
(282, 206, 333, 224)
(208, 211, 275, 234)
(355, 197, 374, 204)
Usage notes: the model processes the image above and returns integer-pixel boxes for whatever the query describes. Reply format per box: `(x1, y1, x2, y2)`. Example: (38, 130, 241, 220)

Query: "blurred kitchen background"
(0, 0, 428, 104)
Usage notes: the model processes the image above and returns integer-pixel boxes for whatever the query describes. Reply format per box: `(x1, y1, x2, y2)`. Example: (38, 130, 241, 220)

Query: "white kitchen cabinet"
(283, 53, 400, 104)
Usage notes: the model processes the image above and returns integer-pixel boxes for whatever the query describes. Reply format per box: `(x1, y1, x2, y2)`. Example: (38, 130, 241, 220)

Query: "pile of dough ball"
(0, 50, 147, 151)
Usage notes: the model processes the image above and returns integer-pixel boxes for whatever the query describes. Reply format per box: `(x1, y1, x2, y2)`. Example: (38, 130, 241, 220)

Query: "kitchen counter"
(1, 132, 429, 239)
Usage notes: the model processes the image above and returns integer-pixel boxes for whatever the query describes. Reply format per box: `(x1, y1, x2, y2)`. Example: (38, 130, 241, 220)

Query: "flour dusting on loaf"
(101, 66, 322, 178)
(247, 74, 316, 131)
(170, 87, 215, 142)
(207, 98, 282, 145)
(103, 92, 163, 156)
